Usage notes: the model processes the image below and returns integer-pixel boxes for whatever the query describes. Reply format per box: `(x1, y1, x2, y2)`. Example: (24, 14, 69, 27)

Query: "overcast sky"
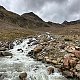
(0, 0, 80, 23)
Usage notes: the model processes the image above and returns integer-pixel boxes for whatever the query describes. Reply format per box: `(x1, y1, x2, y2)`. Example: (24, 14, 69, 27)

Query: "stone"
(72, 50, 80, 58)
(52, 60, 58, 65)
(34, 45, 43, 53)
(17, 49, 23, 52)
(63, 54, 71, 69)
(59, 44, 65, 49)
(65, 46, 75, 53)
(75, 64, 80, 71)
(62, 71, 74, 78)
(75, 46, 80, 51)
(0, 51, 12, 56)
(69, 58, 77, 67)
(19, 72, 27, 80)
(75, 72, 80, 79)
(37, 55, 44, 61)
(47, 67, 54, 75)
(0, 47, 7, 51)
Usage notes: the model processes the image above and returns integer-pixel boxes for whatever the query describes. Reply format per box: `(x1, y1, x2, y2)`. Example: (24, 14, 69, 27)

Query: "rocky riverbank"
(27, 32, 80, 79)
(0, 32, 80, 80)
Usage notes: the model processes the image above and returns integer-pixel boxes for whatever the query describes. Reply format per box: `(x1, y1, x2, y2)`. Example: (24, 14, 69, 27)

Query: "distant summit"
(62, 20, 80, 25)
(0, 6, 6, 10)
(21, 12, 43, 22)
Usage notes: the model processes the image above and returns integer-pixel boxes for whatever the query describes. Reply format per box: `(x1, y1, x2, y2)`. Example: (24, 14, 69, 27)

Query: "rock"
(63, 54, 77, 68)
(75, 72, 80, 79)
(75, 64, 80, 71)
(0, 51, 12, 56)
(75, 46, 80, 51)
(65, 46, 75, 53)
(31, 41, 38, 45)
(0, 47, 7, 51)
(19, 72, 27, 80)
(47, 67, 54, 75)
(37, 55, 44, 61)
(51, 60, 58, 65)
(63, 54, 71, 69)
(59, 44, 65, 49)
(72, 50, 80, 58)
(27, 50, 35, 58)
(17, 49, 23, 52)
(27, 38, 36, 44)
(9, 42, 14, 49)
(34, 45, 43, 53)
(62, 70, 74, 78)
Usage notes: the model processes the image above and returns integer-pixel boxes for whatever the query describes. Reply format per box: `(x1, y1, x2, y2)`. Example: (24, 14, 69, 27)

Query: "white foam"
(0, 38, 66, 80)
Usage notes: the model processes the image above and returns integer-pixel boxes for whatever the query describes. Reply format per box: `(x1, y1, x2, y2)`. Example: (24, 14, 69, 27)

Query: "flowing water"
(0, 38, 68, 80)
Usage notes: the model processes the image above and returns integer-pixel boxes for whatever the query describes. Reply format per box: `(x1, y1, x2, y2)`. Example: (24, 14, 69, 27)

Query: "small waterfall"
(0, 38, 67, 80)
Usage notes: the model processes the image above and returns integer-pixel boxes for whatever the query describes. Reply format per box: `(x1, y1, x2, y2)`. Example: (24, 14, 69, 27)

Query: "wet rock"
(63, 54, 71, 69)
(62, 70, 74, 78)
(31, 41, 38, 45)
(75, 64, 80, 71)
(19, 72, 27, 80)
(17, 49, 23, 52)
(9, 42, 14, 49)
(27, 38, 36, 44)
(27, 50, 35, 58)
(0, 51, 12, 56)
(34, 45, 43, 53)
(47, 67, 54, 75)
(37, 55, 44, 61)
(0, 47, 7, 51)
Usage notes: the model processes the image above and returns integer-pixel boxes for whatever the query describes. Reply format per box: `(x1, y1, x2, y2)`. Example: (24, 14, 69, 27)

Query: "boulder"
(34, 45, 43, 53)
(0, 47, 7, 51)
(19, 72, 27, 80)
(62, 71, 74, 78)
(75, 64, 80, 71)
(63, 54, 71, 69)
(0, 51, 12, 56)
(63, 54, 77, 68)
(17, 49, 23, 52)
(65, 46, 75, 53)
(72, 50, 80, 58)
(75, 72, 80, 79)
(69, 58, 77, 67)
(51, 60, 58, 65)
(47, 67, 54, 75)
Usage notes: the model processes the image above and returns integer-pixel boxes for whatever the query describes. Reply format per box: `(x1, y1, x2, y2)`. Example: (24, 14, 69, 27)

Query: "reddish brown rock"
(63, 54, 71, 69)
(47, 67, 54, 75)
(72, 50, 80, 58)
(34, 45, 43, 53)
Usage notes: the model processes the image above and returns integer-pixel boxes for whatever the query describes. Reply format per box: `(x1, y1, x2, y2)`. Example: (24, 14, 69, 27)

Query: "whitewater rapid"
(0, 38, 67, 80)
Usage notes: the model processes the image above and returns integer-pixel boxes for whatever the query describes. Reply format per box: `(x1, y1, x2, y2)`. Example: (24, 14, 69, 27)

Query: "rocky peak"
(62, 20, 80, 25)
(21, 12, 43, 22)
(0, 6, 6, 10)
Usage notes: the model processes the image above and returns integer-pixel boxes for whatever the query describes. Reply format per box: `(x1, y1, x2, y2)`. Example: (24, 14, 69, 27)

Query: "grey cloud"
(0, 0, 80, 23)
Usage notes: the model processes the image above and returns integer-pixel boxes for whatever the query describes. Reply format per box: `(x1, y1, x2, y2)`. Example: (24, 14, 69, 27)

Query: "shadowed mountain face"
(62, 20, 80, 25)
(0, 5, 80, 40)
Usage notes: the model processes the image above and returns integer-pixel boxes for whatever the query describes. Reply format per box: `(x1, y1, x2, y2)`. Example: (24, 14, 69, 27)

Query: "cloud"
(0, 0, 80, 23)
